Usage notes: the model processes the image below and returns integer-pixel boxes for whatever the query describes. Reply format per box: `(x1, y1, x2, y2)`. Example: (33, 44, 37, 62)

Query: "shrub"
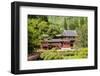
(40, 48, 88, 60)
(40, 49, 63, 60)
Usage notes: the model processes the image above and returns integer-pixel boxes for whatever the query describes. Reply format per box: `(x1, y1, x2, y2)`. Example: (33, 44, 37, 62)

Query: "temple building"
(41, 30, 78, 50)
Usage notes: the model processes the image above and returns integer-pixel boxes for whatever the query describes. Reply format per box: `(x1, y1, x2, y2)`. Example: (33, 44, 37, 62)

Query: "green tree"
(28, 18, 49, 54)
(28, 16, 63, 54)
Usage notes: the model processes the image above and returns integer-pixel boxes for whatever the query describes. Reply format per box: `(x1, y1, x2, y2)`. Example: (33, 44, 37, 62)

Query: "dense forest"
(28, 15, 88, 54)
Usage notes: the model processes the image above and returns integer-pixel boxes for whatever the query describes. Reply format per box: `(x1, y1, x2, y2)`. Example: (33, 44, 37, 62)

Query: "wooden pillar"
(40, 42, 43, 49)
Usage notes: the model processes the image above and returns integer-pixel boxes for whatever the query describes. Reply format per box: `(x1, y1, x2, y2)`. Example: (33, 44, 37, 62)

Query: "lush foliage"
(28, 15, 88, 54)
(40, 49, 63, 60)
(28, 18, 49, 53)
(40, 48, 88, 60)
